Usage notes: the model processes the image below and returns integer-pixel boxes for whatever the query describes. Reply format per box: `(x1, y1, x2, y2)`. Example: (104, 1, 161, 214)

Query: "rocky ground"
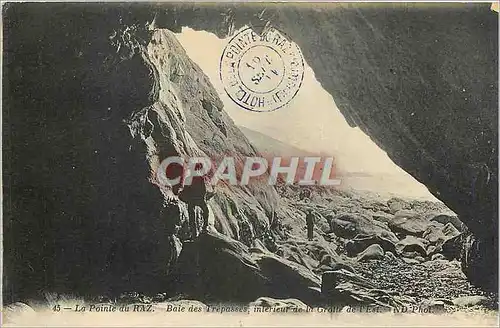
(286, 186, 498, 311)
(8, 187, 498, 315)
(353, 256, 497, 310)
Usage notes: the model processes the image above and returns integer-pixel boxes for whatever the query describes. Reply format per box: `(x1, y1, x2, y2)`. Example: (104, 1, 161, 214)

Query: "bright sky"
(175, 27, 438, 201)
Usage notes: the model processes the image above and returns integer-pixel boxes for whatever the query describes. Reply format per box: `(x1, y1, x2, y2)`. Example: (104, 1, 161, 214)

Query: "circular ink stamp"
(220, 27, 305, 112)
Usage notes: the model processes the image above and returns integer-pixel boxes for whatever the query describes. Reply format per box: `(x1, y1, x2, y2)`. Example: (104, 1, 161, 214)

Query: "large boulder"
(431, 224, 464, 258)
(424, 221, 462, 256)
(328, 213, 398, 243)
(431, 253, 446, 261)
(371, 211, 395, 225)
(387, 198, 411, 214)
(322, 269, 376, 291)
(278, 238, 344, 273)
(442, 222, 461, 240)
(396, 236, 428, 257)
(430, 214, 464, 231)
(423, 225, 447, 244)
(254, 253, 322, 306)
(440, 235, 464, 260)
(321, 270, 408, 309)
(172, 230, 266, 302)
(172, 230, 321, 305)
(356, 244, 385, 262)
(388, 210, 431, 237)
(345, 234, 396, 256)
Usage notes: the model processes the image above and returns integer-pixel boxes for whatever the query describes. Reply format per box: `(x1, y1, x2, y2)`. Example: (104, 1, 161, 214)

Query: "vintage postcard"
(2, 1, 498, 326)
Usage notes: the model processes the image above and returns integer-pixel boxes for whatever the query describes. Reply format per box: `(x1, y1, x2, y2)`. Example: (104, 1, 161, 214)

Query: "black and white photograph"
(2, 2, 499, 326)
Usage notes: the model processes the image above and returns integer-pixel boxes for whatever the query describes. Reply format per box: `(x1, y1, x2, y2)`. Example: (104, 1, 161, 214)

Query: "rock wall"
(4, 5, 167, 300)
(3, 3, 279, 301)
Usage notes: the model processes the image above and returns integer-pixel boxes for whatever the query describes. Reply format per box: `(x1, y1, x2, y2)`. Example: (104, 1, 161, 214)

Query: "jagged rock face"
(3, 4, 279, 301)
(139, 28, 281, 240)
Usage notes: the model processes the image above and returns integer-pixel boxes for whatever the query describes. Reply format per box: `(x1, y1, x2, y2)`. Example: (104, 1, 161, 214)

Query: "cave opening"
(3, 3, 497, 320)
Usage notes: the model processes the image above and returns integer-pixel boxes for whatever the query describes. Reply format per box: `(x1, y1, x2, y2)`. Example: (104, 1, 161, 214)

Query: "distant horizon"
(239, 125, 446, 202)
(175, 27, 440, 202)
(238, 125, 379, 177)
